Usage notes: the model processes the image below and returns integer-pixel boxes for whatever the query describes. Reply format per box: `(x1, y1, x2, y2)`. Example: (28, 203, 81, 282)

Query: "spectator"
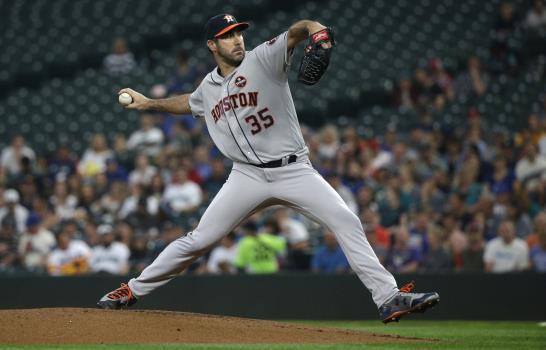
(47, 229, 91, 276)
(427, 58, 454, 100)
(192, 146, 213, 182)
(118, 184, 145, 219)
(493, 2, 517, 42)
(76, 184, 99, 219)
(487, 156, 515, 195)
(453, 159, 482, 208)
(47, 145, 77, 182)
(490, 2, 519, 76)
(377, 187, 403, 227)
(166, 120, 193, 154)
(0, 221, 17, 271)
(317, 125, 339, 160)
(273, 209, 311, 270)
(125, 197, 159, 237)
(0, 189, 29, 233)
(414, 67, 442, 107)
(98, 181, 126, 217)
(461, 221, 486, 272)
(409, 212, 431, 256)
(127, 114, 164, 157)
(205, 232, 238, 274)
(484, 220, 529, 273)
(342, 160, 365, 195)
(161, 168, 202, 215)
(414, 143, 448, 182)
(129, 154, 157, 187)
(385, 226, 420, 273)
(357, 186, 378, 213)
(529, 229, 546, 272)
(79, 134, 113, 177)
(105, 158, 128, 183)
(465, 120, 487, 161)
(361, 208, 390, 250)
(526, 211, 546, 248)
(203, 158, 228, 199)
(167, 49, 202, 95)
(515, 143, 546, 190)
(17, 213, 55, 271)
(392, 77, 419, 110)
(454, 56, 489, 99)
(104, 37, 136, 75)
(444, 212, 468, 269)
(420, 226, 452, 272)
(49, 181, 78, 220)
(234, 221, 286, 274)
(89, 224, 130, 275)
(420, 173, 448, 214)
(311, 229, 351, 273)
(112, 134, 133, 171)
(17, 174, 41, 210)
(0, 135, 35, 177)
(524, 0, 546, 32)
(58, 219, 85, 242)
(398, 165, 421, 210)
(129, 235, 151, 273)
(146, 174, 164, 216)
(506, 203, 533, 239)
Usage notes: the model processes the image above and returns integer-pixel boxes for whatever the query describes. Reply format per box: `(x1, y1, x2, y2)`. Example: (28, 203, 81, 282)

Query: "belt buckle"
(281, 156, 290, 166)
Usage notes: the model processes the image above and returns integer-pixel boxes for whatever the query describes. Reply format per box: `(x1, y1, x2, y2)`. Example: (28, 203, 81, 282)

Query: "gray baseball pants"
(128, 157, 398, 307)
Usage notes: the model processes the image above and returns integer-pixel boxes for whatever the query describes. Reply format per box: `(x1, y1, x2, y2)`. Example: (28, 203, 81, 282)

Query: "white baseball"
(118, 92, 133, 106)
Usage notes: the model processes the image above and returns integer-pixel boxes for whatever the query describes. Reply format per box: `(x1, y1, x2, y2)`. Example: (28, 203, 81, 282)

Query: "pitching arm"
(118, 88, 192, 115)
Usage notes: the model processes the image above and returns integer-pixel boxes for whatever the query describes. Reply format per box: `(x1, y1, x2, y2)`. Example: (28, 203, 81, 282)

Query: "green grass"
(1, 321, 545, 350)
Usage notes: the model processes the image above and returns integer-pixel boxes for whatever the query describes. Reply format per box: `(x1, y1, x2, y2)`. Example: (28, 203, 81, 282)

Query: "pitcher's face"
(209, 30, 245, 66)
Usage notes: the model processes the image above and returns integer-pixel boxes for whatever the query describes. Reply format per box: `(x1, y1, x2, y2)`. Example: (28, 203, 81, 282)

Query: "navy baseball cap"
(205, 14, 249, 40)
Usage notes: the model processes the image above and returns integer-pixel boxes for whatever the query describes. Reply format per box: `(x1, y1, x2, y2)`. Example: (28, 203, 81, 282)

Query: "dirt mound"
(0, 308, 423, 344)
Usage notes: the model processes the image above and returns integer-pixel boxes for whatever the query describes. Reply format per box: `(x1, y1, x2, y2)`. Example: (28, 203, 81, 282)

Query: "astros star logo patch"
(234, 76, 247, 88)
(224, 15, 235, 23)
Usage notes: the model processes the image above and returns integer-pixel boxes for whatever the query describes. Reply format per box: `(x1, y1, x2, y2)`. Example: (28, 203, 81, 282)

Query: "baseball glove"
(297, 27, 336, 85)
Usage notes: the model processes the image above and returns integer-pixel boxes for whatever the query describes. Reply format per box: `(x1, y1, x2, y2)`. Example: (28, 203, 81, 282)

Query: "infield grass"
(1, 321, 544, 350)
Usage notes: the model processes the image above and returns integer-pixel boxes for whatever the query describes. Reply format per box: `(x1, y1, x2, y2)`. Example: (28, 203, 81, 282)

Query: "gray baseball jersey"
(188, 31, 308, 164)
(128, 31, 399, 308)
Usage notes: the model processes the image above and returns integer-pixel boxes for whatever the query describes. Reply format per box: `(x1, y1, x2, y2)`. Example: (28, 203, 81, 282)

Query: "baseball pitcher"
(98, 14, 439, 323)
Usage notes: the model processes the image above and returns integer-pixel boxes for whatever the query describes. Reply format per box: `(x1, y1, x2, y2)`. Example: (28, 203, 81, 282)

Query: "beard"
(217, 45, 245, 67)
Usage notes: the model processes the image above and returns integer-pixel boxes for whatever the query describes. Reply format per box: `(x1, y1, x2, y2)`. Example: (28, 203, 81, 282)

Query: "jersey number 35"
(245, 107, 275, 135)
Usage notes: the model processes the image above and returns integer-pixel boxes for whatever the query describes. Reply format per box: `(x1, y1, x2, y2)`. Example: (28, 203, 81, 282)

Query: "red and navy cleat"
(379, 281, 440, 324)
(97, 283, 138, 309)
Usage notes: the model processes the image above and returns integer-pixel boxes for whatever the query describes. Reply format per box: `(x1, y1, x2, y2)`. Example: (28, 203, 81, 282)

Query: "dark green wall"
(1, 273, 544, 320)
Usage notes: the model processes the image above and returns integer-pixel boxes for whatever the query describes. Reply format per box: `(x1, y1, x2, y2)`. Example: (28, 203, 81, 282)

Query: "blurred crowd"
(0, 1, 545, 277)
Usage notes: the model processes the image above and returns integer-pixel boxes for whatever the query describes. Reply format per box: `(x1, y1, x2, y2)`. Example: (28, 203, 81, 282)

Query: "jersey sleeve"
(188, 83, 205, 118)
(253, 31, 294, 82)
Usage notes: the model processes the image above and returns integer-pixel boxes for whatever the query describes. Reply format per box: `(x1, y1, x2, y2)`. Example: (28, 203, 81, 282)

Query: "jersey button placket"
(225, 82, 255, 163)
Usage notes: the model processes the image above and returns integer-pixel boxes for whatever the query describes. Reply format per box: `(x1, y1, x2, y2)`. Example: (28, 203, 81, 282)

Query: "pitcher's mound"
(0, 308, 421, 344)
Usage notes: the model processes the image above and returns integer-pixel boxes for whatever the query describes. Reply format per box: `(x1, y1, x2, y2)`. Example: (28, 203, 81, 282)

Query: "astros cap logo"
(204, 14, 250, 40)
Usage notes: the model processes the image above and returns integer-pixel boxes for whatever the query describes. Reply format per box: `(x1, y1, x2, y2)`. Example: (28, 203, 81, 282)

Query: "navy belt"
(251, 155, 297, 168)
